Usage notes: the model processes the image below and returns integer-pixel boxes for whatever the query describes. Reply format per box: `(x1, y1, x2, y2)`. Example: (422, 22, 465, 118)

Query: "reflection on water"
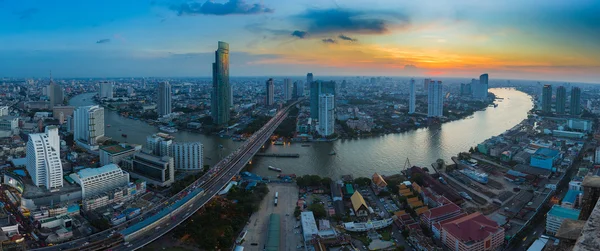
(70, 88, 532, 179)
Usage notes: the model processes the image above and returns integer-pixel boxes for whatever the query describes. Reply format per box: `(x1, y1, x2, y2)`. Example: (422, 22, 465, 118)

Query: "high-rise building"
(100, 144, 138, 166)
(310, 81, 336, 119)
(157, 81, 172, 117)
(125, 152, 175, 187)
(571, 87, 581, 115)
(317, 94, 335, 137)
(424, 78, 431, 91)
(460, 83, 472, 96)
(409, 78, 416, 114)
(478, 73, 489, 99)
(146, 134, 172, 157)
(48, 81, 64, 108)
(283, 78, 293, 101)
(26, 126, 63, 190)
(70, 164, 129, 199)
(307, 73, 314, 84)
(99, 81, 114, 99)
(172, 142, 203, 171)
(266, 78, 275, 106)
(470, 78, 479, 98)
(74, 105, 104, 150)
(542, 85, 553, 113)
(211, 41, 231, 127)
(556, 86, 567, 114)
(427, 80, 443, 117)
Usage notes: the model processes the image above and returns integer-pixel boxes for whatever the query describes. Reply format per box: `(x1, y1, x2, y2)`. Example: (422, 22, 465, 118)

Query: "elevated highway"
(35, 99, 303, 251)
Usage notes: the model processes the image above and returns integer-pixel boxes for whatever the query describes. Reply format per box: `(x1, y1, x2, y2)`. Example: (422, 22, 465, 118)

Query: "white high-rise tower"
(158, 81, 172, 117)
(283, 78, 293, 101)
(318, 94, 335, 136)
(427, 80, 443, 117)
(99, 81, 114, 99)
(74, 105, 105, 150)
(26, 126, 64, 190)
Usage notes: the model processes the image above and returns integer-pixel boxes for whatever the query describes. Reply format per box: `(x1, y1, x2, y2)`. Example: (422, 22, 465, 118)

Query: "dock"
(255, 153, 300, 158)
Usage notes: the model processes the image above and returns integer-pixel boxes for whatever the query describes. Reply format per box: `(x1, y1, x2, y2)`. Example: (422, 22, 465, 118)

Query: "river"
(69, 88, 532, 179)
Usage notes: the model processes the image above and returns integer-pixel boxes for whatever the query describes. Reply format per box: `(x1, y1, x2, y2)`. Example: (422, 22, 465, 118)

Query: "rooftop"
(442, 212, 502, 243)
(77, 164, 122, 180)
(548, 205, 580, 219)
(563, 190, 583, 204)
(422, 202, 461, 220)
(350, 192, 368, 212)
(301, 211, 318, 236)
(101, 144, 134, 154)
(533, 148, 560, 158)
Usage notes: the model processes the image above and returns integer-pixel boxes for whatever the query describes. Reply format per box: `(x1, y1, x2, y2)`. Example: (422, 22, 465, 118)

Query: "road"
(34, 99, 303, 251)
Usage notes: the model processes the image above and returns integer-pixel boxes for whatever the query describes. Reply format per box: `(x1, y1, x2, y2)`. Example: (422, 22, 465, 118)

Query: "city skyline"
(0, 0, 598, 83)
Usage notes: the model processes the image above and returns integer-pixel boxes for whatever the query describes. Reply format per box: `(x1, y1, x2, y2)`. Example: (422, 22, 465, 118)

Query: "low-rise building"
(546, 205, 581, 235)
(440, 212, 504, 251)
(530, 148, 561, 171)
(123, 152, 175, 187)
(100, 144, 139, 166)
(420, 202, 463, 229)
(350, 191, 369, 217)
(69, 164, 130, 199)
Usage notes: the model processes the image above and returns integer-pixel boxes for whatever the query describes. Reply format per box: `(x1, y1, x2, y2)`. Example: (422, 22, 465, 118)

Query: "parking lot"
(242, 183, 303, 251)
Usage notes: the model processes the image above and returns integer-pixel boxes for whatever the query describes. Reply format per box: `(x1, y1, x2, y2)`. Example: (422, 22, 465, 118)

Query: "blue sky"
(0, 0, 599, 82)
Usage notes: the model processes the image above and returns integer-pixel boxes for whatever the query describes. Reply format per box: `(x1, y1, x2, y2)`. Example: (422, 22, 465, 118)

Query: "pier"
(255, 153, 300, 158)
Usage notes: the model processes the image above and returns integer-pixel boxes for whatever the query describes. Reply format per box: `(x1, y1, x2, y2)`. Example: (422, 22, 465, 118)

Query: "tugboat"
(268, 166, 282, 172)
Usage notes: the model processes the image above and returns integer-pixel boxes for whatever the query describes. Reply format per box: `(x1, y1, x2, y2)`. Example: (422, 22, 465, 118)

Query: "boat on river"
(159, 126, 178, 133)
(268, 166, 282, 172)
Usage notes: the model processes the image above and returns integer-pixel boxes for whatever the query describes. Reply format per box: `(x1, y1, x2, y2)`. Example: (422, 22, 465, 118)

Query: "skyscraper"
(318, 94, 335, 137)
(307, 73, 314, 84)
(158, 81, 172, 117)
(542, 85, 552, 113)
(470, 78, 479, 98)
(460, 83, 472, 96)
(294, 81, 304, 98)
(310, 81, 336, 119)
(427, 80, 443, 117)
(424, 78, 431, 92)
(571, 87, 581, 115)
(266, 78, 275, 106)
(211, 41, 231, 127)
(478, 73, 489, 99)
(146, 134, 172, 157)
(48, 79, 64, 108)
(99, 81, 114, 99)
(26, 126, 63, 190)
(172, 142, 203, 171)
(74, 105, 105, 150)
(283, 78, 293, 101)
(556, 86, 566, 114)
(409, 78, 416, 114)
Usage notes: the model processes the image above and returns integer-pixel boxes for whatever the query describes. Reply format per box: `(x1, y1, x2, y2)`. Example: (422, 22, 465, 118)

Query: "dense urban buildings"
(157, 81, 172, 117)
(317, 94, 335, 137)
(70, 164, 130, 199)
(556, 86, 567, 114)
(172, 142, 204, 171)
(265, 78, 274, 106)
(283, 78, 293, 101)
(48, 79, 64, 108)
(26, 126, 64, 190)
(542, 84, 553, 113)
(306, 73, 313, 84)
(74, 105, 105, 150)
(99, 81, 114, 99)
(571, 86, 581, 115)
(409, 78, 416, 114)
(211, 41, 231, 127)
(427, 80, 443, 117)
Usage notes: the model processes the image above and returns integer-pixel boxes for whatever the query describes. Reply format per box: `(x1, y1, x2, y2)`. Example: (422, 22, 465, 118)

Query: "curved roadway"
(35, 99, 303, 251)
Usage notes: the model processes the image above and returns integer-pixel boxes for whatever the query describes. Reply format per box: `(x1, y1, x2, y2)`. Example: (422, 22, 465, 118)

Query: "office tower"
(146, 134, 172, 157)
(409, 78, 416, 114)
(310, 81, 336, 119)
(266, 78, 275, 106)
(172, 142, 203, 171)
(317, 94, 335, 136)
(571, 87, 581, 115)
(100, 144, 137, 166)
(158, 81, 172, 117)
(556, 86, 567, 114)
(470, 78, 479, 98)
(230, 84, 234, 107)
(307, 73, 314, 84)
(211, 41, 231, 127)
(479, 73, 489, 99)
(126, 152, 175, 187)
(26, 126, 63, 190)
(427, 80, 443, 117)
(71, 164, 129, 199)
(74, 105, 104, 150)
(296, 81, 305, 97)
(292, 81, 299, 98)
(542, 85, 552, 113)
(99, 81, 114, 99)
(460, 83, 472, 96)
(283, 78, 293, 101)
(48, 80, 64, 108)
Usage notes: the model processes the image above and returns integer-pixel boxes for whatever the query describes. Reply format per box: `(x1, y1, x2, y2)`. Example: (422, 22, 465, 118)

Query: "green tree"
(294, 206, 302, 217)
(321, 177, 333, 186)
(308, 203, 327, 218)
(354, 177, 372, 187)
(309, 175, 322, 186)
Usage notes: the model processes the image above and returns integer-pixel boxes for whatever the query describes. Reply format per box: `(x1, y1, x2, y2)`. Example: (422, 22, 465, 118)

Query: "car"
(127, 244, 133, 248)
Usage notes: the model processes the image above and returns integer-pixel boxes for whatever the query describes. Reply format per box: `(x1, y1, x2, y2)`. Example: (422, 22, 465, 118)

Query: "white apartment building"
(172, 142, 203, 171)
(158, 81, 172, 117)
(26, 126, 63, 190)
(70, 164, 129, 199)
(318, 94, 335, 137)
(427, 80, 444, 117)
(146, 134, 172, 157)
(99, 81, 114, 99)
(284, 78, 293, 101)
(74, 105, 104, 150)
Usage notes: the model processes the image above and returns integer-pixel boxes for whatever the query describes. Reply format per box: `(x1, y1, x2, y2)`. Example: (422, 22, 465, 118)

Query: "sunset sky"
(1, 0, 599, 82)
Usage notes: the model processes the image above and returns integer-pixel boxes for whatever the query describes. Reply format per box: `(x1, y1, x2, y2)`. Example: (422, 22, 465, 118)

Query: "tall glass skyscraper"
(479, 73, 489, 99)
(556, 86, 566, 114)
(409, 78, 416, 114)
(571, 87, 581, 115)
(307, 73, 313, 84)
(427, 80, 443, 117)
(542, 84, 553, 113)
(211, 41, 231, 127)
(310, 80, 335, 119)
(266, 78, 274, 106)
(158, 81, 172, 117)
